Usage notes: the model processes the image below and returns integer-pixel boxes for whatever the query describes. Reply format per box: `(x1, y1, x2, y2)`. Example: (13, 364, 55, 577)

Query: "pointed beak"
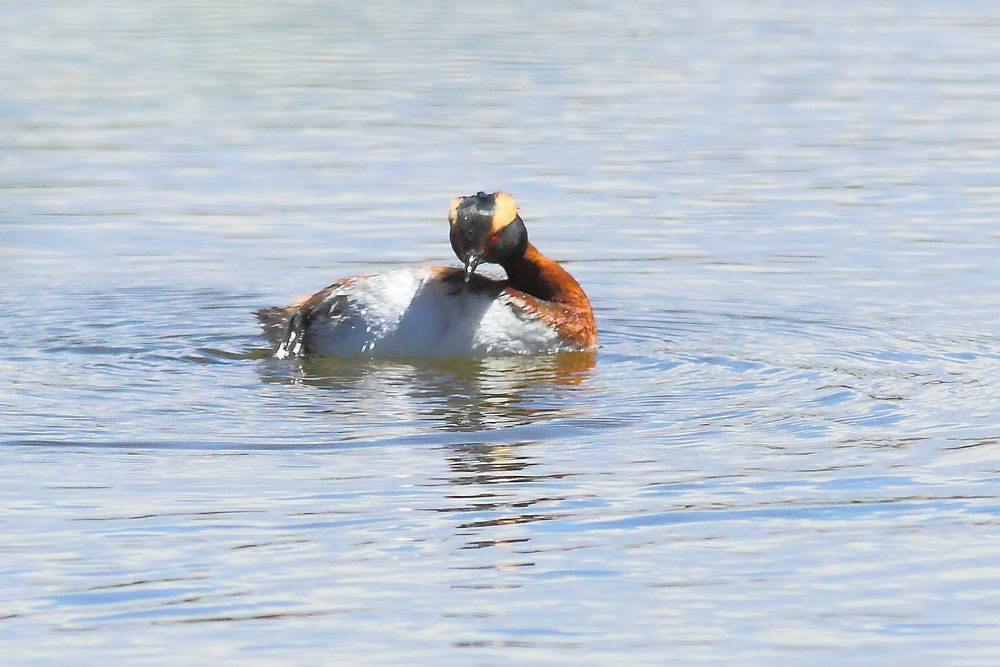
(462, 252, 484, 283)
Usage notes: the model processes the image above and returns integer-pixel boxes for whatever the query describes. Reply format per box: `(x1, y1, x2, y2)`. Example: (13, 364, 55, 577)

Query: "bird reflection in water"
(258, 352, 596, 552)
(258, 350, 596, 432)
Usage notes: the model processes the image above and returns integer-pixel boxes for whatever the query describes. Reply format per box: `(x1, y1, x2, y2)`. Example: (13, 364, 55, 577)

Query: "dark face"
(449, 191, 529, 282)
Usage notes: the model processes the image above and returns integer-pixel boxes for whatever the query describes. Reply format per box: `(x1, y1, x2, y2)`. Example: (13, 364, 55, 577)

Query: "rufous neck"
(501, 243, 587, 304)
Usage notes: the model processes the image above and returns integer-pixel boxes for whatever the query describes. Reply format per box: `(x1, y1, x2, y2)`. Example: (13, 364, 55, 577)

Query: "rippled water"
(3, 1, 1000, 663)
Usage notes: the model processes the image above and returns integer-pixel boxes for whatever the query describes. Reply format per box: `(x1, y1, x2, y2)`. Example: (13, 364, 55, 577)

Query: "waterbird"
(257, 191, 597, 358)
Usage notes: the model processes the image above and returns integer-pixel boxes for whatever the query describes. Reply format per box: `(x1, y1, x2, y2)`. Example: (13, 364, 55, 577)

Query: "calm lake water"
(3, 1, 1000, 663)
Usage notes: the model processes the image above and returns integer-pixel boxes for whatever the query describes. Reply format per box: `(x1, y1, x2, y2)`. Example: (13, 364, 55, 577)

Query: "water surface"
(2, 1, 1000, 663)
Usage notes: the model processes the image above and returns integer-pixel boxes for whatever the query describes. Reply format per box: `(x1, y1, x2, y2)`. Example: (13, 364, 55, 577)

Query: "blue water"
(2, 1, 1000, 663)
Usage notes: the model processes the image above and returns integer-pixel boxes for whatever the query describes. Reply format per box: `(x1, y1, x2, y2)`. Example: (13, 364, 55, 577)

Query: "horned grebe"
(257, 191, 597, 358)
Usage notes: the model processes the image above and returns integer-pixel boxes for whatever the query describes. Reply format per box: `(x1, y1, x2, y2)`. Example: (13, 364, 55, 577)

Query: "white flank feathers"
(285, 268, 568, 358)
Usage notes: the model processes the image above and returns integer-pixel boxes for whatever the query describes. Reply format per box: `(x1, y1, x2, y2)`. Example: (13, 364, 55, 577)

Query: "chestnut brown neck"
(499, 242, 598, 350)
(501, 243, 588, 305)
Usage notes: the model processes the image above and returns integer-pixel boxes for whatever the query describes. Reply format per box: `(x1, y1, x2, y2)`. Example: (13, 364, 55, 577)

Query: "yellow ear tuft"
(448, 197, 463, 226)
(491, 192, 519, 232)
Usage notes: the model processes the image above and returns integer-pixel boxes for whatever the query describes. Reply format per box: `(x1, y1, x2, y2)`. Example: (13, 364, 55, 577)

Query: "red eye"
(490, 233, 500, 244)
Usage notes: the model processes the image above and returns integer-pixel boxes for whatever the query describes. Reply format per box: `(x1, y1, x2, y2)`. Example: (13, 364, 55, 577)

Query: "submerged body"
(257, 192, 597, 359)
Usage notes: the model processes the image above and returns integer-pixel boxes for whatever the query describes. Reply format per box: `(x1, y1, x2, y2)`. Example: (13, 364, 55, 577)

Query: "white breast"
(297, 268, 565, 358)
